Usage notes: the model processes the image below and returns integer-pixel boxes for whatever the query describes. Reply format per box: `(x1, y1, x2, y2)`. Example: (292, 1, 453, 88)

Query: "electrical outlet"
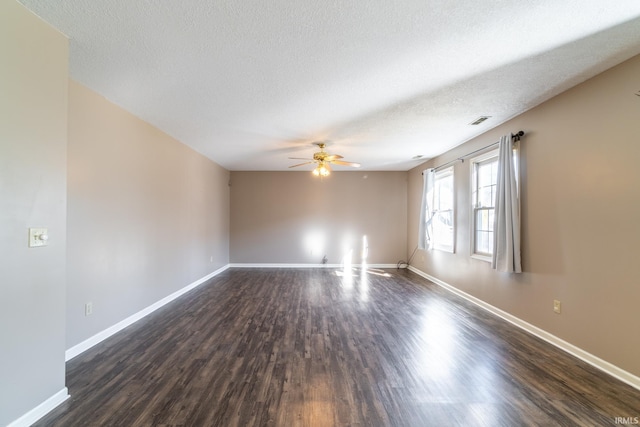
(553, 300, 561, 314)
(85, 302, 93, 316)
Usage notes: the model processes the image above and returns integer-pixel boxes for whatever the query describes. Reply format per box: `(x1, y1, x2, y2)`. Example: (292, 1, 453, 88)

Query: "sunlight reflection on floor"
(417, 302, 457, 381)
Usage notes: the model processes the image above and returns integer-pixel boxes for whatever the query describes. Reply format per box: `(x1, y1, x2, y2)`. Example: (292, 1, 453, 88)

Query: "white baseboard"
(229, 263, 400, 269)
(7, 388, 69, 427)
(408, 266, 640, 391)
(65, 264, 230, 361)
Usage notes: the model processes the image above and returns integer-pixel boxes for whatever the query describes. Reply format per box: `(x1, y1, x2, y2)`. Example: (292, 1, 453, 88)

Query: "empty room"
(2, 0, 640, 426)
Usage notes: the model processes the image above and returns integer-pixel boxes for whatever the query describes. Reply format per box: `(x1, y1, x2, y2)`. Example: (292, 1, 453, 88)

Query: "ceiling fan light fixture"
(291, 142, 357, 177)
(313, 162, 330, 177)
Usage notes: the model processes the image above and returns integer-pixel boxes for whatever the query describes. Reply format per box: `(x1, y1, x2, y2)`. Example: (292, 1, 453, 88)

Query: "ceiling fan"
(288, 142, 361, 177)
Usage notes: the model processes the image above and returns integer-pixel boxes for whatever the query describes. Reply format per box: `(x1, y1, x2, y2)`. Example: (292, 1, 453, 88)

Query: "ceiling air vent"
(470, 116, 491, 125)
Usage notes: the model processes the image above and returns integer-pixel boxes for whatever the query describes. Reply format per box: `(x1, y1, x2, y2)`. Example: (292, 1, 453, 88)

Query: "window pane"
(476, 209, 485, 231)
(433, 209, 453, 249)
(476, 230, 492, 254)
(472, 155, 499, 258)
(436, 210, 453, 228)
(433, 168, 454, 252)
(476, 208, 494, 233)
(478, 163, 492, 188)
(479, 185, 492, 207)
(439, 176, 453, 210)
(491, 161, 498, 183)
(488, 209, 494, 231)
(491, 183, 496, 207)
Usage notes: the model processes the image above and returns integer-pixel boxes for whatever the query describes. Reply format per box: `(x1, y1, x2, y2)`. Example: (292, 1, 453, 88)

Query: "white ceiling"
(18, 0, 640, 171)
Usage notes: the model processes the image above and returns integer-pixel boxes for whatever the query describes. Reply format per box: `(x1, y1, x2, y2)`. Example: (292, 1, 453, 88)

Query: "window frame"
(470, 150, 499, 262)
(431, 166, 455, 253)
(469, 143, 520, 262)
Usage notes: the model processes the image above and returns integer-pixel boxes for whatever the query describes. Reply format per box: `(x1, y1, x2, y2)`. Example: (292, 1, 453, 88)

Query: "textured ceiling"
(18, 0, 640, 171)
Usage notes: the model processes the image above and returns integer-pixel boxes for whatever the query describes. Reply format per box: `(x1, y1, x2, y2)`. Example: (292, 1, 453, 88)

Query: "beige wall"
(66, 81, 230, 348)
(0, 1, 69, 425)
(230, 171, 407, 265)
(408, 54, 640, 377)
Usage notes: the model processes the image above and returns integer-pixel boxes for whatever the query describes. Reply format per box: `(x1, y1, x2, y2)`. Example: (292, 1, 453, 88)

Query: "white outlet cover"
(29, 228, 49, 247)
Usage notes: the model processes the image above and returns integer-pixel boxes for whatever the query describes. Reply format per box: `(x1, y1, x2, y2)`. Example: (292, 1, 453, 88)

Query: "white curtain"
(418, 169, 435, 250)
(492, 135, 522, 273)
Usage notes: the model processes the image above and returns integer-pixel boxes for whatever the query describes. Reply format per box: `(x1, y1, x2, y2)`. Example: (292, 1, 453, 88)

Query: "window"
(472, 153, 498, 259)
(431, 167, 455, 252)
(471, 147, 519, 260)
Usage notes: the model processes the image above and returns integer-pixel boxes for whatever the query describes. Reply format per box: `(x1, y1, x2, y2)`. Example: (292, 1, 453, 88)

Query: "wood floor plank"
(33, 268, 640, 426)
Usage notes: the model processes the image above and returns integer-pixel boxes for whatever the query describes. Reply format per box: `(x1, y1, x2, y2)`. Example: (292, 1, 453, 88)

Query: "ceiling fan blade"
(324, 154, 343, 161)
(289, 161, 314, 168)
(288, 157, 313, 160)
(330, 160, 361, 168)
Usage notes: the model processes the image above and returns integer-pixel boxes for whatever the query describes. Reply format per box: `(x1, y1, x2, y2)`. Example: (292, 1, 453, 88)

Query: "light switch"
(29, 228, 49, 247)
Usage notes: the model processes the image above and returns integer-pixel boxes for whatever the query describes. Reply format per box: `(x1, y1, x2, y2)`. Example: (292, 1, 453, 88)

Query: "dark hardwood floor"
(34, 268, 640, 426)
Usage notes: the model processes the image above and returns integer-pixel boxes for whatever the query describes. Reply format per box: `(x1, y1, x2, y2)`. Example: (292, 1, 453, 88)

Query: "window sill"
(471, 254, 492, 263)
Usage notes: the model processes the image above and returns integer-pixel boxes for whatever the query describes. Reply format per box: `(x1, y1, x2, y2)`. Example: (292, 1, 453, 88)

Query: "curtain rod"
(424, 131, 524, 174)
